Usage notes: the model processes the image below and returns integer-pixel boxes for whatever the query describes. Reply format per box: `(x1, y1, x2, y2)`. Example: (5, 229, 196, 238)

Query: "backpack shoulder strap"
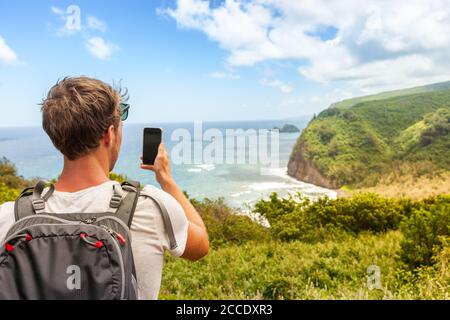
(140, 186, 178, 251)
(112, 181, 178, 250)
(14, 180, 55, 221)
(14, 188, 34, 222)
(111, 180, 141, 228)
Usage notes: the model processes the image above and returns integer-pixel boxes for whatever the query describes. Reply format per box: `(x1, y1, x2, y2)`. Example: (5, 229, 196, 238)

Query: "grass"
(356, 171, 450, 200)
(158, 192, 450, 300)
(331, 80, 450, 110)
(160, 231, 449, 300)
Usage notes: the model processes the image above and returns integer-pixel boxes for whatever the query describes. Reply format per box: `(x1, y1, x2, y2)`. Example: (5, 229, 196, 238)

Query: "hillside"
(330, 81, 450, 109)
(288, 81, 450, 190)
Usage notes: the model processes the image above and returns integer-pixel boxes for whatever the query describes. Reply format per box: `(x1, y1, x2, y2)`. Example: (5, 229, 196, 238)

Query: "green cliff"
(288, 82, 450, 189)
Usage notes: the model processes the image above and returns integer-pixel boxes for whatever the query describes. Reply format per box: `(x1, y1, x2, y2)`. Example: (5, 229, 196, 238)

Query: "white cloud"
(0, 36, 18, 64)
(260, 78, 293, 93)
(50, 6, 117, 61)
(87, 16, 107, 32)
(209, 71, 240, 80)
(51, 6, 64, 15)
(163, 0, 450, 93)
(86, 37, 119, 60)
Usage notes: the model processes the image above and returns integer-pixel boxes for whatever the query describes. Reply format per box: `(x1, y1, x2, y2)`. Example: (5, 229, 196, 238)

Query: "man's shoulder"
(0, 201, 15, 222)
(0, 201, 15, 214)
(116, 182, 164, 200)
(134, 185, 188, 258)
(136, 184, 185, 219)
(138, 184, 175, 205)
(140, 184, 164, 197)
(136, 185, 168, 210)
(0, 201, 16, 241)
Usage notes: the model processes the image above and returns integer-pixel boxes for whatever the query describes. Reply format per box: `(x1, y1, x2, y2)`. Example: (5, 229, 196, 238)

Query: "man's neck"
(55, 154, 110, 192)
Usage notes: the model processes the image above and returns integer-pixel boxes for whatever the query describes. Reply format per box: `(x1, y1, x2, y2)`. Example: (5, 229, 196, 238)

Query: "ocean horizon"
(0, 119, 336, 209)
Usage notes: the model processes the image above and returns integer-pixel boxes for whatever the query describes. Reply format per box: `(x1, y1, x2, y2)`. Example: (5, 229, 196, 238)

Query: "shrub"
(109, 172, 128, 184)
(343, 111, 358, 121)
(400, 195, 450, 268)
(419, 108, 450, 147)
(328, 140, 339, 158)
(0, 183, 20, 203)
(254, 192, 414, 242)
(191, 197, 270, 247)
(308, 193, 410, 233)
(393, 240, 450, 298)
(262, 276, 293, 299)
(318, 108, 340, 118)
(0, 157, 30, 189)
(318, 127, 335, 144)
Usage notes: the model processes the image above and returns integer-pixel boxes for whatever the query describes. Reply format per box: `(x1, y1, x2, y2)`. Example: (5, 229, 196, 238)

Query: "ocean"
(0, 119, 336, 209)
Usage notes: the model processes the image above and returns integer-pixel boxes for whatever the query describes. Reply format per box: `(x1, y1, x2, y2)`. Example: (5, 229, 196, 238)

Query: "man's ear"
(103, 125, 115, 146)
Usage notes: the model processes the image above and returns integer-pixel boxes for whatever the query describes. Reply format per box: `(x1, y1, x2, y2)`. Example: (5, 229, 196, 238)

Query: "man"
(0, 76, 209, 299)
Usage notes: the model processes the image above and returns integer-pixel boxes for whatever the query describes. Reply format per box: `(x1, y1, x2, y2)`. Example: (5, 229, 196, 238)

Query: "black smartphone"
(143, 128, 162, 165)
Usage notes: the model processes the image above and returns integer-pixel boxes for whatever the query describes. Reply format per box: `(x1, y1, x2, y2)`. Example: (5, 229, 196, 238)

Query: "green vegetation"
(254, 192, 450, 269)
(1, 158, 448, 299)
(0, 157, 34, 190)
(399, 196, 450, 269)
(162, 232, 404, 299)
(161, 231, 450, 299)
(254, 193, 411, 241)
(0, 183, 20, 204)
(0, 157, 33, 203)
(356, 168, 450, 200)
(289, 82, 450, 189)
(331, 80, 450, 110)
(161, 192, 450, 299)
(189, 197, 270, 247)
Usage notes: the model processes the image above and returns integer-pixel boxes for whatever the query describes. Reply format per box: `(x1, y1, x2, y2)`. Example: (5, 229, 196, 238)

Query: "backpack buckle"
(109, 184, 124, 209)
(110, 195, 122, 208)
(32, 199, 45, 213)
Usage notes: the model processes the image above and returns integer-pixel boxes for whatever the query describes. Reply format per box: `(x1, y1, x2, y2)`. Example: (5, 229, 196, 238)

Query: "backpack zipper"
(81, 218, 97, 224)
(100, 225, 127, 246)
(94, 216, 132, 242)
(8, 215, 132, 242)
(101, 228, 126, 299)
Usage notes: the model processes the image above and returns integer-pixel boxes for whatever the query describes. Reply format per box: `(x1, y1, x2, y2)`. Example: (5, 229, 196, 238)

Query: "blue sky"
(1, 0, 450, 126)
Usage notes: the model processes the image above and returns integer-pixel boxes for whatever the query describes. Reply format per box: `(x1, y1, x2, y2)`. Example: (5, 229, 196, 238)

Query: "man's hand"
(140, 142, 209, 261)
(140, 143, 174, 190)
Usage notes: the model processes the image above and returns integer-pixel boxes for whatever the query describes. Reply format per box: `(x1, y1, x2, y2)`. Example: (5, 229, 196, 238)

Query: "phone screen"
(143, 128, 162, 165)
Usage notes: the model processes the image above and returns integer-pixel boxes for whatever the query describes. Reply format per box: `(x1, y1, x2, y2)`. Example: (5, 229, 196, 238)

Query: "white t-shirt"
(0, 181, 189, 300)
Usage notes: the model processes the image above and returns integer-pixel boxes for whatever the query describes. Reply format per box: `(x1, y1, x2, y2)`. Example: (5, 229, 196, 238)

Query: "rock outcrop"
(287, 139, 338, 189)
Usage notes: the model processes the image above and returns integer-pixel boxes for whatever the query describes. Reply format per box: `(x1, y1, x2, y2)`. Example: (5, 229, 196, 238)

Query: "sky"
(1, 0, 450, 126)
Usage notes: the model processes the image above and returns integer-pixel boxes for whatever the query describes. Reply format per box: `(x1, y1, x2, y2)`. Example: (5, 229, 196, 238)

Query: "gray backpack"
(0, 180, 177, 300)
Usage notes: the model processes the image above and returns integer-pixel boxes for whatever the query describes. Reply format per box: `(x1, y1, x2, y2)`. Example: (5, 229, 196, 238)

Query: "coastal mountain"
(288, 81, 450, 189)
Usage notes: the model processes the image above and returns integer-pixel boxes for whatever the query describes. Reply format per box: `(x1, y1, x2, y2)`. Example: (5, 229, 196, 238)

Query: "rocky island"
(273, 124, 300, 133)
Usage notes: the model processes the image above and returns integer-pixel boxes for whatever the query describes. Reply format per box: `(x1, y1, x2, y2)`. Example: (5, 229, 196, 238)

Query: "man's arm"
(141, 143, 209, 261)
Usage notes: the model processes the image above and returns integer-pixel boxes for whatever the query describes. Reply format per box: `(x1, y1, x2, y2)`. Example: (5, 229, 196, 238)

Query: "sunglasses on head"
(120, 103, 130, 121)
